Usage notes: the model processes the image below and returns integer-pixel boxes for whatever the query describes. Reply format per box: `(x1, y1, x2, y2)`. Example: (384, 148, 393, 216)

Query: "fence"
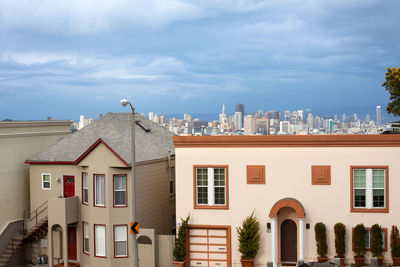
(138, 229, 174, 267)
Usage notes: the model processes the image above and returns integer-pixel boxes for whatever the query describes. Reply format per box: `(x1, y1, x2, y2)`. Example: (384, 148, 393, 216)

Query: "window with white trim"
(114, 225, 127, 257)
(42, 174, 51, 190)
(195, 167, 226, 206)
(353, 168, 386, 209)
(94, 174, 105, 207)
(82, 173, 88, 204)
(83, 222, 89, 254)
(95, 225, 106, 257)
(113, 175, 127, 207)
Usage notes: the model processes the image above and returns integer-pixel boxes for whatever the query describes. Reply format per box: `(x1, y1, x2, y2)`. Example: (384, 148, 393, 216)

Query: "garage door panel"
(190, 236, 208, 244)
(209, 245, 227, 252)
(208, 229, 226, 237)
(190, 244, 208, 252)
(209, 253, 227, 260)
(191, 252, 208, 259)
(190, 229, 207, 236)
(190, 260, 208, 266)
(210, 261, 227, 267)
(209, 237, 227, 244)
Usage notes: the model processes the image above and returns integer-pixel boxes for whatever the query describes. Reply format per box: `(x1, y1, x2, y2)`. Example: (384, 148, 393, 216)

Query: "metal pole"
(129, 103, 138, 267)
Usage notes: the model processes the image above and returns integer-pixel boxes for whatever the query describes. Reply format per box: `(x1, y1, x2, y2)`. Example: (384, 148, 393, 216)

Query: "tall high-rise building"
(219, 104, 228, 129)
(342, 113, 346, 121)
(235, 103, 244, 125)
(376, 106, 382, 127)
(366, 114, 370, 122)
(329, 119, 333, 132)
(244, 115, 256, 135)
(234, 112, 242, 130)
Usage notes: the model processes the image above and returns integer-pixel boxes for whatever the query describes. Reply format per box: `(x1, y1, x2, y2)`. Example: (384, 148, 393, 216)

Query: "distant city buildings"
(72, 115, 94, 130)
(142, 103, 389, 136)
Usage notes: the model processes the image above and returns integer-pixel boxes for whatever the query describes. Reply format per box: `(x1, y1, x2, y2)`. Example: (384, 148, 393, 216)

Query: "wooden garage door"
(189, 226, 231, 267)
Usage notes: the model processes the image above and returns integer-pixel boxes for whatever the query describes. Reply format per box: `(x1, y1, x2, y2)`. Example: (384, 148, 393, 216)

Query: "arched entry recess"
(269, 198, 305, 267)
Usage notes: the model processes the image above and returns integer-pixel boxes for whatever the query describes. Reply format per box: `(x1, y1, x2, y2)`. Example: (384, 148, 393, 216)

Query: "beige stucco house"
(0, 120, 72, 267)
(23, 113, 175, 267)
(173, 135, 400, 267)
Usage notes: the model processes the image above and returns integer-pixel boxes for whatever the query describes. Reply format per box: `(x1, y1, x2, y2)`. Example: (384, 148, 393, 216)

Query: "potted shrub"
(391, 225, 400, 266)
(370, 224, 383, 265)
(353, 224, 366, 266)
(236, 211, 260, 267)
(334, 222, 346, 266)
(173, 215, 190, 267)
(315, 222, 328, 262)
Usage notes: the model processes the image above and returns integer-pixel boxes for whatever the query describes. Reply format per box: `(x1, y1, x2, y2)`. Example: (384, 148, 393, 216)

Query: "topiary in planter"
(315, 222, 328, 260)
(391, 226, 400, 266)
(334, 222, 346, 258)
(353, 224, 366, 260)
(173, 215, 190, 263)
(237, 211, 260, 261)
(371, 224, 383, 257)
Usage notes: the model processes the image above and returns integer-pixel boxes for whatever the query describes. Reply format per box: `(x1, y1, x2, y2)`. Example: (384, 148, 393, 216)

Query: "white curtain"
(114, 175, 126, 206)
(95, 225, 106, 256)
(95, 175, 105, 206)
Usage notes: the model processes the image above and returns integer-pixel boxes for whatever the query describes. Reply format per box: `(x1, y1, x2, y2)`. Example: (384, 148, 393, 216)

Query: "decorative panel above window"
(246, 165, 265, 184)
(311, 166, 331, 185)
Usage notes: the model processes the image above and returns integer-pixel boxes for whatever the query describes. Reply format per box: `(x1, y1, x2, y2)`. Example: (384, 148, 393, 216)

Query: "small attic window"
(136, 121, 150, 132)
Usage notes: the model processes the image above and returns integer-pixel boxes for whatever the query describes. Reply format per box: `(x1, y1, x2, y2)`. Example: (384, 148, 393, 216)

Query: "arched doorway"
(281, 219, 297, 264)
(269, 198, 306, 267)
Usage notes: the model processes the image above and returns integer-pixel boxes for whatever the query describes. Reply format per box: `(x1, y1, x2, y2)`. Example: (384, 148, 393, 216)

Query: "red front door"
(63, 176, 75, 197)
(67, 226, 77, 261)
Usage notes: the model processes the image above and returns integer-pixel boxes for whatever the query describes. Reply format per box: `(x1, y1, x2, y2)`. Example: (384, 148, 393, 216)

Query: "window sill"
(194, 204, 229, 210)
(351, 207, 388, 213)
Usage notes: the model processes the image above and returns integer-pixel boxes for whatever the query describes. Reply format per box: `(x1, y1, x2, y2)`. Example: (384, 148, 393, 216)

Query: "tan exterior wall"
(175, 146, 400, 266)
(0, 120, 71, 233)
(29, 142, 175, 266)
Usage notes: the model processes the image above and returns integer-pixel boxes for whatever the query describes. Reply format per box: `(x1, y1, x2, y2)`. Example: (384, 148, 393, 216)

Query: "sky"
(0, 0, 399, 120)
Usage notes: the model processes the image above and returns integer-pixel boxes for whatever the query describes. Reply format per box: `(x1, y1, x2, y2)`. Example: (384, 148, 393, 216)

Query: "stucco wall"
(0, 121, 71, 233)
(175, 146, 400, 266)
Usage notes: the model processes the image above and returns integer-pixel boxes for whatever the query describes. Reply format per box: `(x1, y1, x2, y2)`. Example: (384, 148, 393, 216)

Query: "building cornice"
(173, 135, 400, 148)
(0, 120, 73, 128)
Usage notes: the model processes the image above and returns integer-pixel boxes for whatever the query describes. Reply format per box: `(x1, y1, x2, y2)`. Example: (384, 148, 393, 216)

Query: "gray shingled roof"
(27, 113, 175, 164)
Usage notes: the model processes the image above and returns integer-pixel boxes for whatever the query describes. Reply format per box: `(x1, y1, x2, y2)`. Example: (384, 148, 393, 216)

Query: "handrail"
(27, 201, 48, 220)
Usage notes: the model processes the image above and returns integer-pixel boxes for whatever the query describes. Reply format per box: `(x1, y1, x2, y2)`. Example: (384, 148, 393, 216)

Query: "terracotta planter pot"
(376, 257, 383, 266)
(240, 258, 254, 267)
(393, 257, 400, 266)
(318, 257, 328, 262)
(340, 257, 345, 266)
(172, 260, 185, 267)
(354, 257, 364, 266)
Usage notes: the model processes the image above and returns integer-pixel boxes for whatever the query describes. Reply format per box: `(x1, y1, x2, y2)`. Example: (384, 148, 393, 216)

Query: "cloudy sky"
(0, 0, 399, 120)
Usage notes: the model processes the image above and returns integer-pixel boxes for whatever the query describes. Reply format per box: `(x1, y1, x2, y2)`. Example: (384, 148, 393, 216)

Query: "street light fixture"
(120, 98, 138, 267)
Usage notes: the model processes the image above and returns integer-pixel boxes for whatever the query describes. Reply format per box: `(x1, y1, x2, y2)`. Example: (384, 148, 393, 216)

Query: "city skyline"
(0, 1, 400, 120)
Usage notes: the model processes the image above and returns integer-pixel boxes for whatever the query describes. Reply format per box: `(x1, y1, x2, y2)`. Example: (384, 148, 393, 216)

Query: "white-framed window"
(83, 222, 89, 254)
(94, 224, 106, 257)
(169, 167, 175, 195)
(195, 167, 227, 207)
(82, 173, 88, 204)
(353, 168, 386, 209)
(114, 225, 128, 257)
(113, 175, 127, 207)
(42, 173, 51, 190)
(94, 174, 105, 207)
